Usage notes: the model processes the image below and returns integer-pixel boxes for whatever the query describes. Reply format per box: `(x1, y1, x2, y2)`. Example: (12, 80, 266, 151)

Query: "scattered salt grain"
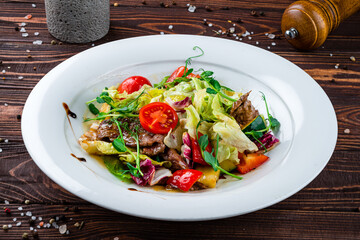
(20, 22, 27, 27)
(207, 23, 212, 27)
(7, 224, 12, 229)
(256, 41, 259, 45)
(25, 211, 32, 217)
(232, 34, 236, 37)
(271, 42, 276, 46)
(4, 139, 8, 143)
(31, 216, 36, 220)
(32, 4, 36, 8)
(34, 32, 39, 36)
(30, 227, 34, 231)
(56, 217, 59, 221)
(229, 27, 235, 33)
(32, 40, 43, 45)
(168, 25, 173, 30)
(18, 76, 24, 80)
(0, 149, 2, 153)
(344, 129, 350, 134)
(265, 33, 269, 36)
(248, 36, 252, 40)
(114, 237, 120, 240)
(16, 222, 21, 227)
(26, 49, 30, 53)
(52, 222, 59, 228)
(91, 43, 95, 47)
(66, 230, 70, 234)
(268, 33, 275, 39)
(160, 32, 164, 35)
(24, 14, 32, 19)
(329, 53, 333, 57)
(38, 217, 42, 221)
(18, 207, 23, 211)
(59, 224, 67, 234)
(13, 218, 17, 222)
(2, 70, 6, 74)
(267, 46, 271, 49)
(242, 31, 250, 37)
(188, 5, 196, 13)
(4, 103, 8, 107)
(4, 200, 9, 204)
(22, 33, 29, 37)
(20, 213, 24, 216)
(186, 3, 190, 6)
(235, 36, 239, 40)
(335, 64, 339, 69)
(239, 38, 242, 41)
(36, 225, 40, 229)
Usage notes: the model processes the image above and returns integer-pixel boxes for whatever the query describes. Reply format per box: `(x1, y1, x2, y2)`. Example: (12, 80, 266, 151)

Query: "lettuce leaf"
(118, 153, 172, 168)
(103, 156, 133, 183)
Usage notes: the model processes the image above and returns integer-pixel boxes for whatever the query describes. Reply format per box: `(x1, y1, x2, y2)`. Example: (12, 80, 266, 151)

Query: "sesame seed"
(350, 56, 356, 62)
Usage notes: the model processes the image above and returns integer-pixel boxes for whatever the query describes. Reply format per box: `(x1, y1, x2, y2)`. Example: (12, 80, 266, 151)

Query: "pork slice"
(229, 91, 259, 128)
(161, 148, 189, 170)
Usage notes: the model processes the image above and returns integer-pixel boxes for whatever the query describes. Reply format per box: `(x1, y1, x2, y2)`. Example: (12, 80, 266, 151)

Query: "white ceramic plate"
(22, 35, 337, 221)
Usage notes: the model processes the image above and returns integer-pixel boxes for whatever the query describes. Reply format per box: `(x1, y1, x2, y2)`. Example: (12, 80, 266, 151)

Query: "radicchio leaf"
(255, 132, 279, 151)
(149, 167, 172, 186)
(165, 97, 191, 111)
(131, 159, 155, 186)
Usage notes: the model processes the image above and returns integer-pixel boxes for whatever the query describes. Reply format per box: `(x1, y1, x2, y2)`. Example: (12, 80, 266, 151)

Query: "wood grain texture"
(0, 0, 360, 239)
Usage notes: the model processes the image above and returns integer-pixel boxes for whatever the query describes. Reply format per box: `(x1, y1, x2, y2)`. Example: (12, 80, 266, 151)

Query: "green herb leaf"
(154, 76, 169, 88)
(88, 103, 99, 115)
(210, 79, 221, 91)
(100, 91, 109, 97)
(183, 68, 194, 78)
(112, 138, 127, 152)
(269, 115, 280, 132)
(206, 88, 217, 94)
(203, 151, 219, 171)
(201, 71, 214, 77)
(198, 134, 209, 152)
(126, 162, 141, 178)
(96, 97, 105, 103)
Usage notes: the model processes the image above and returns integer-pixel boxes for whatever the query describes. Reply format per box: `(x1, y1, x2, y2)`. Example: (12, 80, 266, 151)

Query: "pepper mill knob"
(284, 27, 299, 40)
(281, 0, 360, 50)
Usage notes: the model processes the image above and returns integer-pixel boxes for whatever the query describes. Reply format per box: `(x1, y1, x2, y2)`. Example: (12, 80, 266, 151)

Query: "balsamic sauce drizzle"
(71, 153, 86, 162)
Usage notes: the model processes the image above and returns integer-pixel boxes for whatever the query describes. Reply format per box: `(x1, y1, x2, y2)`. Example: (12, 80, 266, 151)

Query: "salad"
(79, 47, 280, 192)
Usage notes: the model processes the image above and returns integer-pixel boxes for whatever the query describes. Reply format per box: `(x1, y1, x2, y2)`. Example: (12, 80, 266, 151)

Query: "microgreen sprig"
(200, 71, 237, 102)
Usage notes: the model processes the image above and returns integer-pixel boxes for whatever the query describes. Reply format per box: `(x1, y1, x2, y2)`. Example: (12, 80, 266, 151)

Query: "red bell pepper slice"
(237, 152, 269, 174)
(166, 169, 203, 191)
(191, 132, 212, 166)
(166, 66, 201, 83)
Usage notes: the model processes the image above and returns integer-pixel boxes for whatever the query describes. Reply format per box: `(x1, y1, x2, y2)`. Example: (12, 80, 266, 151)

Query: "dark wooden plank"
(0, 0, 360, 239)
(0, 204, 359, 240)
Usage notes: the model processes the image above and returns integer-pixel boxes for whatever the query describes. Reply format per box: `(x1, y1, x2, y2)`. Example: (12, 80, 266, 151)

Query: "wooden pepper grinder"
(281, 0, 360, 50)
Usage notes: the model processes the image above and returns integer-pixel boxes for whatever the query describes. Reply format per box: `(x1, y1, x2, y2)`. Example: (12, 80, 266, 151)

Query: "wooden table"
(1, 0, 359, 239)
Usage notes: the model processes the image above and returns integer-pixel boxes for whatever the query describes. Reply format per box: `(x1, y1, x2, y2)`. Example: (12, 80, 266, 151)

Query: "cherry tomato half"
(139, 102, 178, 134)
(166, 66, 201, 83)
(117, 76, 152, 94)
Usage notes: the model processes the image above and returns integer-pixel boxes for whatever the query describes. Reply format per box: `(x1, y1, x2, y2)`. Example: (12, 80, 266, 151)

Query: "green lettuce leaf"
(118, 153, 172, 168)
(103, 156, 133, 183)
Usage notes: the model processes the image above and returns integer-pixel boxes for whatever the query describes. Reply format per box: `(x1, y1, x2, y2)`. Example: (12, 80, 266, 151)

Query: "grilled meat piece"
(229, 91, 259, 128)
(96, 118, 166, 156)
(161, 148, 189, 170)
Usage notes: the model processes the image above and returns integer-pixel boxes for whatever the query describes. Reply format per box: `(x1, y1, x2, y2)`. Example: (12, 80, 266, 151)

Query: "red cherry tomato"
(117, 76, 152, 94)
(139, 102, 178, 134)
(166, 169, 203, 192)
(166, 66, 201, 83)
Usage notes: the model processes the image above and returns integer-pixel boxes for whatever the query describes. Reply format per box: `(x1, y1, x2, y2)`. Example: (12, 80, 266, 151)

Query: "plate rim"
(21, 34, 338, 221)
